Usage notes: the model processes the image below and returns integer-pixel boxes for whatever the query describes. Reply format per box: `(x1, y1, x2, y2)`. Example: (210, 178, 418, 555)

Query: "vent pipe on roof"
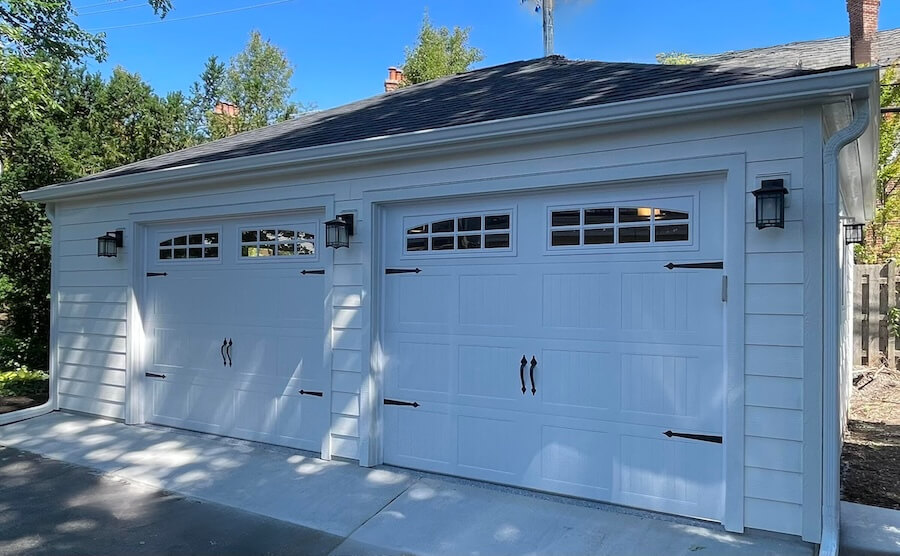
(848, 0, 881, 65)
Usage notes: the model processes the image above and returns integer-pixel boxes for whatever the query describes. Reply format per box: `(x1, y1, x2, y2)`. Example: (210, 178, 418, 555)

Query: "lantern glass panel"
(97, 234, 118, 257)
(325, 218, 350, 249)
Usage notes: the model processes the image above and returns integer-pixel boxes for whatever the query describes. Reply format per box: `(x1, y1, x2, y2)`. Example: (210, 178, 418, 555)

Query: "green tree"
(655, 52, 703, 65)
(0, 0, 171, 126)
(400, 12, 484, 86)
(0, 63, 193, 370)
(217, 30, 300, 137)
(856, 65, 900, 263)
(188, 55, 227, 142)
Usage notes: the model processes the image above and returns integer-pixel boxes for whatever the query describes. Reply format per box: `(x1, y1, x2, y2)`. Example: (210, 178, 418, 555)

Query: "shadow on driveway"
(0, 447, 344, 555)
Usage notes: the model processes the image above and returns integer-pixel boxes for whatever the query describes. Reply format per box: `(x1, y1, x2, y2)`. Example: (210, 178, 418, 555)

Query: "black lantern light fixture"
(324, 214, 354, 249)
(845, 223, 865, 245)
(752, 178, 789, 229)
(96, 230, 123, 257)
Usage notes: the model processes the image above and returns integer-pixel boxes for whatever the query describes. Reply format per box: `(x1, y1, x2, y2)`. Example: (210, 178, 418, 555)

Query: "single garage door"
(143, 212, 329, 453)
(382, 178, 726, 520)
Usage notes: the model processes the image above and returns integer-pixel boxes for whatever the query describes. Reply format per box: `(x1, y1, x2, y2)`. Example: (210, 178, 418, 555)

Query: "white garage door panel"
(143, 213, 329, 453)
(383, 180, 726, 521)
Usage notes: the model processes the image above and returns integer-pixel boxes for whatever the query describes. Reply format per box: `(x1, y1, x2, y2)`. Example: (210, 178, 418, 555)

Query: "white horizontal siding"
(745, 345, 803, 378)
(742, 157, 807, 537)
(744, 498, 803, 535)
(745, 467, 803, 504)
(55, 236, 128, 420)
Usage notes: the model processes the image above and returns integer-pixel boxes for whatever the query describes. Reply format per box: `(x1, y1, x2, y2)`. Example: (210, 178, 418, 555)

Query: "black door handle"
(221, 338, 228, 366)
(529, 356, 537, 395)
(226, 339, 233, 367)
(519, 356, 527, 394)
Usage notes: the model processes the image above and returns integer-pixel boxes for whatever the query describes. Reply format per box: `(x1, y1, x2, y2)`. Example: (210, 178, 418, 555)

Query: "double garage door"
(382, 179, 726, 521)
(140, 179, 726, 522)
(143, 212, 329, 453)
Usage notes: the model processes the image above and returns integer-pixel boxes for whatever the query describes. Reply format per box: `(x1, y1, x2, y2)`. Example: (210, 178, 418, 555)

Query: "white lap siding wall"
(51, 105, 825, 541)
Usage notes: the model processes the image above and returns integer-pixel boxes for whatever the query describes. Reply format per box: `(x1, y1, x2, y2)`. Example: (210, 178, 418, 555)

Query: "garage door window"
(550, 206, 690, 248)
(405, 213, 512, 253)
(240, 228, 316, 258)
(159, 232, 219, 260)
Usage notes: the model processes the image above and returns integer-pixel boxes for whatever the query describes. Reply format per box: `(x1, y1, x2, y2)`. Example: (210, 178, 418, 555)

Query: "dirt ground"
(841, 367, 900, 509)
(0, 394, 48, 416)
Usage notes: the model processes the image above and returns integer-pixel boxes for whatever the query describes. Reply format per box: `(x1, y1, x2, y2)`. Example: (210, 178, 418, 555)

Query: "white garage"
(17, 56, 880, 546)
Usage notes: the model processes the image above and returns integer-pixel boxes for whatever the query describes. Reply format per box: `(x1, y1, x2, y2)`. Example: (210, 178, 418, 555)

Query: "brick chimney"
(847, 0, 880, 65)
(214, 101, 239, 117)
(384, 67, 404, 92)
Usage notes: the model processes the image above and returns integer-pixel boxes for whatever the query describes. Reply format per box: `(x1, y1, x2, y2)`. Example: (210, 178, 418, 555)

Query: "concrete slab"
(1, 412, 816, 556)
(333, 477, 814, 556)
(841, 501, 900, 556)
(0, 412, 416, 536)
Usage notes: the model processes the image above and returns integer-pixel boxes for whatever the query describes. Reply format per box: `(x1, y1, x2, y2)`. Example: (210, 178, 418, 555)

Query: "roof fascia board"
(22, 66, 879, 202)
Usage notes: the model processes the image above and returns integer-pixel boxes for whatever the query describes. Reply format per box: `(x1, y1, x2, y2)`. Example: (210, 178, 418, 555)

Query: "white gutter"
(22, 66, 877, 202)
(820, 98, 871, 556)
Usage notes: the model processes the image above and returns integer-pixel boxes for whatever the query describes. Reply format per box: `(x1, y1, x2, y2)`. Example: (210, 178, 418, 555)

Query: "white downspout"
(819, 98, 870, 556)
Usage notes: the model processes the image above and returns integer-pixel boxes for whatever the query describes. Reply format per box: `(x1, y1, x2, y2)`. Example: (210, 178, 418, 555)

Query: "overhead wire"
(77, 2, 146, 16)
(72, 0, 127, 10)
(86, 0, 295, 32)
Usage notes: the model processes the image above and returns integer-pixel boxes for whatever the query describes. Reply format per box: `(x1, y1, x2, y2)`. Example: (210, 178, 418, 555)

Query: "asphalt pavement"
(0, 446, 343, 555)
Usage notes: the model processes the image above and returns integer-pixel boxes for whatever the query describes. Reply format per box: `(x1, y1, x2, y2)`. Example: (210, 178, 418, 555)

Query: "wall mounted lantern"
(325, 214, 354, 249)
(97, 230, 124, 257)
(845, 223, 865, 245)
(752, 178, 789, 229)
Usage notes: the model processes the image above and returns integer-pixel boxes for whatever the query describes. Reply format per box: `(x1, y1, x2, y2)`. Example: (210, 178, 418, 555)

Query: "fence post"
(854, 265, 864, 367)
(868, 265, 881, 366)
(887, 260, 897, 369)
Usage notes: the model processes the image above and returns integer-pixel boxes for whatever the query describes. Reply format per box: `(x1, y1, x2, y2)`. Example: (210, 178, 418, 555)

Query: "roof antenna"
(542, 0, 554, 56)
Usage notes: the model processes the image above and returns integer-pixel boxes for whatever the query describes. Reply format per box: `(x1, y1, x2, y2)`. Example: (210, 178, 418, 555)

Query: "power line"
(86, 0, 295, 32)
(73, 0, 127, 10)
(78, 2, 145, 16)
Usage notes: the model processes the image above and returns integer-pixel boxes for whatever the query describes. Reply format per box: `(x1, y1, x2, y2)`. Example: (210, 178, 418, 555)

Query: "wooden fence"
(854, 262, 900, 368)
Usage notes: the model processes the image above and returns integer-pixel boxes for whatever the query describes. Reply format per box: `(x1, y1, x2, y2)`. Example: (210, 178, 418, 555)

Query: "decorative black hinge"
(663, 430, 722, 444)
(385, 268, 422, 274)
(145, 372, 166, 379)
(301, 269, 325, 275)
(146, 272, 168, 277)
(664, 262, 724, 270)
(298, 390, 323, 397)
(384, 398, 420, 407)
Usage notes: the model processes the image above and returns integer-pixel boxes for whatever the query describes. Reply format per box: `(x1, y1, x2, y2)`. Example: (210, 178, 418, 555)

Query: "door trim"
(361, 154, 746, 530)
(126, 194, 336, 459)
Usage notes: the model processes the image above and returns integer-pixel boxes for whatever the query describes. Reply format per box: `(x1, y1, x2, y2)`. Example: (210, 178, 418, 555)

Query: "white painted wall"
(48, 105, 829, 539)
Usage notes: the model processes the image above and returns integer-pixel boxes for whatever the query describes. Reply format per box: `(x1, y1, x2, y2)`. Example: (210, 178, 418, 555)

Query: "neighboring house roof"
(63, 56, 827, 186)
(696, 28, 900, 69)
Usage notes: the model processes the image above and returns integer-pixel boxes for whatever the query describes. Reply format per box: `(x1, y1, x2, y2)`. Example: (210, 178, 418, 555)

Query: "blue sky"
(78, 0, 900, 110)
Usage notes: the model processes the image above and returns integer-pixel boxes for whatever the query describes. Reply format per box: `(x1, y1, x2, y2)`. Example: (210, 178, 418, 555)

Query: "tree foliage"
(655, 52, 702, 65)
(187, 32, 302, 140)
(0, 0, 171, 126)
(401, 12, 484, 86)
(0, 64, 193, 370)
(855, 65, 900, 263)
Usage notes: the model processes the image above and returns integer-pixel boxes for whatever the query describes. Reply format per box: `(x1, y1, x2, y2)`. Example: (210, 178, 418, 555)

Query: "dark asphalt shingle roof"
(67, 56, 828, 186)
(695, 28, 900, 69)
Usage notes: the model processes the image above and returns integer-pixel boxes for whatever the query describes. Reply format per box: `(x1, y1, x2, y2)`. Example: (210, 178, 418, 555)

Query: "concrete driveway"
(0, 412, 814, 555)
